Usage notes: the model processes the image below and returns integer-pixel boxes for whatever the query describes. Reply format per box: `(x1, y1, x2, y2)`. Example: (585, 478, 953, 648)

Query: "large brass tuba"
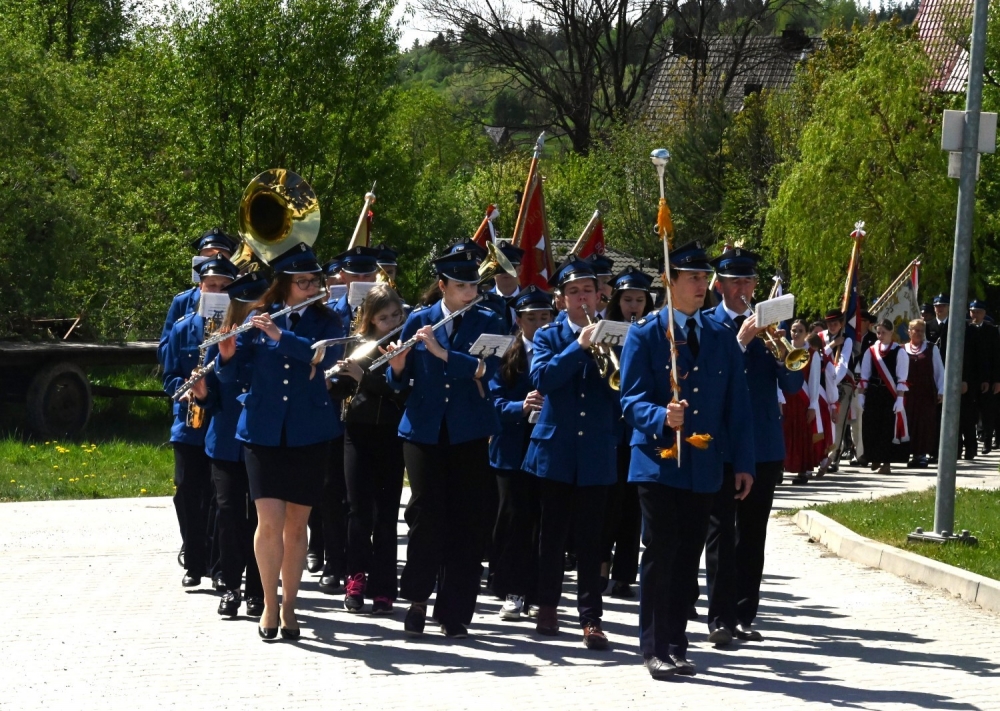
(232, 169, 321, 269)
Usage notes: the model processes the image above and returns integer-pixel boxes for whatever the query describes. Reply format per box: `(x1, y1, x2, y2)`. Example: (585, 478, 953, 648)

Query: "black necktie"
(450, 314, 463, 344)
(734, 314, 747, 330)
(289, 312, 301, 329)
(686, 319, 700, 359)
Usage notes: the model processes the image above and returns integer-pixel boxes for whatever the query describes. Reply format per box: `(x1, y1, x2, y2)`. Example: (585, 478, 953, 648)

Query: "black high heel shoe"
(258, 625, 278, 641)
(280, 626, 301, 641)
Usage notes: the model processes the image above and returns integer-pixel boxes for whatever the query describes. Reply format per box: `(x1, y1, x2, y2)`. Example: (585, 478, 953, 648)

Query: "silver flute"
(198, 290, 329, 351)
(366, 295, 484, 372)
(324, 323, 406, 379)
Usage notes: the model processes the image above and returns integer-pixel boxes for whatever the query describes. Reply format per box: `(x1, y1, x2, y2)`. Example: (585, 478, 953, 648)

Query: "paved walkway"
(1, 456, 999, 710)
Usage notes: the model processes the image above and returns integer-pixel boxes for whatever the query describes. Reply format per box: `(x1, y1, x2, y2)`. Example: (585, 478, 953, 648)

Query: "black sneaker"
(246, 597, 264, 617)
(344, 594, 364, 613)
(218, 589, 241, 617)
(404, 604, 426, 637)
(440, 621, 469, 639)
(610, 581, 635, 599)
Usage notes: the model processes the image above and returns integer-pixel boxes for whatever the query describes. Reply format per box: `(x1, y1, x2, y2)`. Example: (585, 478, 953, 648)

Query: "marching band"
(157, 167, 969, 678)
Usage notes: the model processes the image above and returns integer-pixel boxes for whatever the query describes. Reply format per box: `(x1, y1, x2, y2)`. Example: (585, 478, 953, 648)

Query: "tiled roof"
(551, 240, 664, 288)
(643, 33, 822, 126)
(915, 0, 973, 93)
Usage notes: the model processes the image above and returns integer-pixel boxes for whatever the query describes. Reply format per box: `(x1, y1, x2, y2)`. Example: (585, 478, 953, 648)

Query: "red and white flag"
(514, 171, 555, 291)
(472, 204, 499, 248)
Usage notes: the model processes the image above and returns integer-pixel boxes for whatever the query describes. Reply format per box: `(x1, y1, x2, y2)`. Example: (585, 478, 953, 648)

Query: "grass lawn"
(0, 365, 175, 502)
(812, 487, 1000, 581)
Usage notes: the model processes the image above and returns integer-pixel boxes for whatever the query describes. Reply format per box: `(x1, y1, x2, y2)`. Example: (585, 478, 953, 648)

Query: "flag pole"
(472, 205, 499, 246)
(512, 133, 545, 248)
(569, 207, 602, 257)
(347, 182, 377, 250)
(651, 148, 683, 465)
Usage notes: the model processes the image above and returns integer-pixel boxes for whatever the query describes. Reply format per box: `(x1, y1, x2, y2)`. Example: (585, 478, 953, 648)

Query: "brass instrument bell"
(237, 169, 320, 265)
(478, 241, 518, 284)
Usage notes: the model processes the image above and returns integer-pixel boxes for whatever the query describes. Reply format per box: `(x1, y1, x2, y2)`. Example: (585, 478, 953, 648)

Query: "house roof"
(551, 240, 664, 288)
(915, 0, 973, 93)
(643, 32, 822, 126)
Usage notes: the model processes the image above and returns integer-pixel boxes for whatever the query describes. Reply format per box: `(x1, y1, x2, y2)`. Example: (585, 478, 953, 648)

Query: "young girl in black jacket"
(328, 284, 409, 614)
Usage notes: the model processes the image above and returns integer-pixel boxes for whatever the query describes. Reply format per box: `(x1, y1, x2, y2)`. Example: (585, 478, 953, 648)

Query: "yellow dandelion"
(54, 466, 59, 470)
(29, 445, 35, 449)
(44, 441, 50, 445)
(140, 488, 147, 494)
(57, 476, 62, 480)
(9, 480, 14, 484)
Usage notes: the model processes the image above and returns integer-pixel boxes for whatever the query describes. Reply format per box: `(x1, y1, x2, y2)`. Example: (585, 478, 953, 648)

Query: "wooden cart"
(0, 341, 160, 438)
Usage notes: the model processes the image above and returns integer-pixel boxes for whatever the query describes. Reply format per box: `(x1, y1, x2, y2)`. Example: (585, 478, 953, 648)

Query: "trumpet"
(740, 296, 809, 371)
(582, 305, 621, 390)
(199, 290, 329, 351)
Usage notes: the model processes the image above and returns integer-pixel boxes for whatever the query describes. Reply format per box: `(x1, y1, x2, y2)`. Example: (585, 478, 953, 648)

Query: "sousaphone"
(232, 169, 321, 270)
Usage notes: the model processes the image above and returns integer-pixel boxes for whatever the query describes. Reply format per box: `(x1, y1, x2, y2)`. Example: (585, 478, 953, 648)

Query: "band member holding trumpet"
(327, 284, 409, 614)
(523, 258, 617, 649)
(383, 246, 506, 639)
(584, 254, 614, 317)
(163, 256, 238, 588)
(619, 242, 754, 679)
(488, 286, 554, 621)
(191, 271, 270, 618)
(704, 248, 803, 645)
(216, 243, 344, 641)
(600, 266, 654, 600)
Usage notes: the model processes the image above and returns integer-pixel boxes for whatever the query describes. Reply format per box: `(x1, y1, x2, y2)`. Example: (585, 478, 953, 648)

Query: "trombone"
(740, 296, 809, 371)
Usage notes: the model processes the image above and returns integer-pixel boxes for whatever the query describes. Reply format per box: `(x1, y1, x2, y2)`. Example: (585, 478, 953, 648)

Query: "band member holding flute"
(163, 256, 238, 589)
(327, 284, 409, 614)
(523, 258, 617, 650)
(216, 243, 344, 641)
(191, 271, 270, 618)
(383, 245, 506, 639)
(619, 242, 754, 679)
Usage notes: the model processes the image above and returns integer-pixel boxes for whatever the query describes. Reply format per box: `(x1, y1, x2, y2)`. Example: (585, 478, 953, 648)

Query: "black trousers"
(637, 483, 714, 659)
(344, 423, 405, 599)
(960, 390, 980, 457)
(172, 442, 213, 576)
(537, 480, 609, 626)
(600, 444, 641, 584)
(705, 461, 782, 632)
(491, 468, 540, 601)
(975, 389, 995, 447)
(315, 436, 348, 577)
(400, 437, 491, 626)
(211, 458, 263, 598)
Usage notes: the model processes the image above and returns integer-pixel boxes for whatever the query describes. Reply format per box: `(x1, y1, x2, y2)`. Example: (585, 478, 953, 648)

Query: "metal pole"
(915, 0, 988, 543)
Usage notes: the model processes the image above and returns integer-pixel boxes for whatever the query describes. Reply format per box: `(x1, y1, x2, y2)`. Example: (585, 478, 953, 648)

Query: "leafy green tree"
(764, 20, 959, 316)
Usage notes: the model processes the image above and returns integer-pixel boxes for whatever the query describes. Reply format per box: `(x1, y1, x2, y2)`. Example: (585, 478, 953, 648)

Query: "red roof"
(915, 0, 973, 93)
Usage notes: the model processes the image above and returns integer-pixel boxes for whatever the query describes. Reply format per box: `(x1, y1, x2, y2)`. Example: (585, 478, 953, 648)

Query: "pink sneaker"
(344, 572, 366, 612)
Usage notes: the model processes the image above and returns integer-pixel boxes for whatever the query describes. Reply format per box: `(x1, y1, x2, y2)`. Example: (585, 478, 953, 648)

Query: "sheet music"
(755, 293, 795, 328)
(591, 320, 631, 348)
(468, 334, 516, 359)
(198, 292, 230, 320)
(328, 284, 347, 302)
(348, 281, 377, 308)
(528, 409, 541, 424)
(190, 255, 209, 284)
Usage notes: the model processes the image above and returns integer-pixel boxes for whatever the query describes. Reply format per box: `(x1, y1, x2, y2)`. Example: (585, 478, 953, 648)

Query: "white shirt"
(860, 342, 909, 393)
(441, 300, 456, 339)
(822, 330, 853, 385)
(722, 302, 752, 353)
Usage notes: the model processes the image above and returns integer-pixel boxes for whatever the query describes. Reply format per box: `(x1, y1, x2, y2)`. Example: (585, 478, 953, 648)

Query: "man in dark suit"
(967, 301, 996, 455)
(619, 241, 755, 679)
(703, 248, 803, 645)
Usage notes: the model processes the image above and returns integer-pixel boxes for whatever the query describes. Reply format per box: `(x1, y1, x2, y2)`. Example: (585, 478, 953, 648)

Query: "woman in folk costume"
(858, 319, 911, 474)
(902, 319, 944, 468)
(783, 326, 837, 484)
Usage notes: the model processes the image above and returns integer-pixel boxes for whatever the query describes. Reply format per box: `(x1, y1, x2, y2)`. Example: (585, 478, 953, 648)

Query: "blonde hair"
(354, 284, 404, 338)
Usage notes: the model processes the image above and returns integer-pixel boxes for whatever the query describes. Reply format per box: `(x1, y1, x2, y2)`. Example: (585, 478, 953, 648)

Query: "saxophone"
(185, 316, 218, 429)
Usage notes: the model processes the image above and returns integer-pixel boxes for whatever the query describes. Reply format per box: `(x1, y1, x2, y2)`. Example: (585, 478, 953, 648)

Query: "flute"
(198, 290, 329, 351)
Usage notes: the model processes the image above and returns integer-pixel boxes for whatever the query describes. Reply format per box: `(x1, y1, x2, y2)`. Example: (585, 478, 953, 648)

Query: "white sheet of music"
(468, 334, 516, 359)
(591, 320, 631, 347)
(754, 293, 795, 328)
(348, 281, 376, 308)
(328, 284, 347, 302)
(198, 292, 230, 320)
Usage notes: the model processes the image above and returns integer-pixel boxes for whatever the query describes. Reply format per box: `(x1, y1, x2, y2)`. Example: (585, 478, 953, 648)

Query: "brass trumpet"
(740, 296, 809, 371)
(582, 304, 621, 390)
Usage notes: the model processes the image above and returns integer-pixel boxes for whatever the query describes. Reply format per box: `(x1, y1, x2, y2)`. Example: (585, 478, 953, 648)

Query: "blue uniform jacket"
(707, 304, 804, 465)
(619, 309, 755, 493)
(522, 319, 618, 487)
(331, 293, 353, 333)
(162, 312, 211, 446)
(481, 291, 515, 334)
(387, 301, 504, 445)
(201, 343, 252, 462)
(158, 287, 200, 365)
(216, 304, 345, 447)
(488, 354, 534, 470)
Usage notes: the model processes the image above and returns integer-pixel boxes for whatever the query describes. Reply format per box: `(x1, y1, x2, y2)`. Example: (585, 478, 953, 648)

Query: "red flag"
(517, 173, 555, 291)
(576, 217, 605, 259)
(472, 205, 499, 248)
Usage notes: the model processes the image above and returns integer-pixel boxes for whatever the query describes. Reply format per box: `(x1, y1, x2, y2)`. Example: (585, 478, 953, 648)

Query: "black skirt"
(245, 441, 330, 507)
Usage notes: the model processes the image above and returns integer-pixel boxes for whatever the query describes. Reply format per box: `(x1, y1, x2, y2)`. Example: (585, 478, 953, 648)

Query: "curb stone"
(793, 509, 1000, 614)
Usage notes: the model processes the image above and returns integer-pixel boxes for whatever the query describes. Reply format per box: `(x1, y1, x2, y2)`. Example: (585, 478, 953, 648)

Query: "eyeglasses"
(293, 277, 323, 290)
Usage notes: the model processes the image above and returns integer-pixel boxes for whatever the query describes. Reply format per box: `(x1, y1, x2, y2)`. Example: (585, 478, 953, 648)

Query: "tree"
(764, 20, 959, 316)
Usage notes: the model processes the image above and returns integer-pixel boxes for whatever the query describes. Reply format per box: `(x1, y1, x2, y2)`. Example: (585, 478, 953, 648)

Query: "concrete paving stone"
(1, 454, 998, 709)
